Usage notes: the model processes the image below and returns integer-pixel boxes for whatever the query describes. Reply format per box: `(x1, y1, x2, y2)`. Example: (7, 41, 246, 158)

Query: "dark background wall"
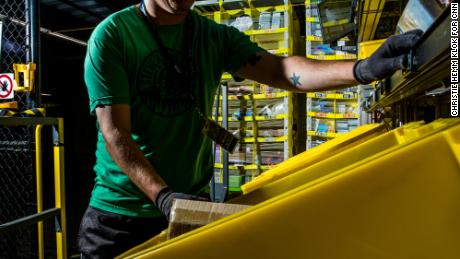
(38, 1, 136, 255)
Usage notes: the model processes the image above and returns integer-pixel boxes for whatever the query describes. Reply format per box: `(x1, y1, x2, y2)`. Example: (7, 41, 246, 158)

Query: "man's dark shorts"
(78, 206, 168, 259)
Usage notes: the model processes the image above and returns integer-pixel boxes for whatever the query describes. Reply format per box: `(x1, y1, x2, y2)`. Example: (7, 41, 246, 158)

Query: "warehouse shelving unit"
(306, 89, 359, 148)
(194, 0, 295, 194)
(305, 0, 359, 149)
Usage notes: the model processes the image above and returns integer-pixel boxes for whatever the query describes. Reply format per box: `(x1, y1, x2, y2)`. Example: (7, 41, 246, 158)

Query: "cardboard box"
(168, 200, 251, 239)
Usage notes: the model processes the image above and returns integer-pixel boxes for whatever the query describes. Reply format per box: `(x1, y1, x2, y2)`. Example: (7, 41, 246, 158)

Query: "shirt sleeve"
(220, 25, 265, 74)
(84, 25, 130, 115)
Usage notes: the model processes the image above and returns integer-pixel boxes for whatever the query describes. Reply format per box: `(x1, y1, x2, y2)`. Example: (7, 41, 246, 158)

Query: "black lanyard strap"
(137, 1, 194, 75)
(136, 2, 205, 118)
(136, 3, 238, 151)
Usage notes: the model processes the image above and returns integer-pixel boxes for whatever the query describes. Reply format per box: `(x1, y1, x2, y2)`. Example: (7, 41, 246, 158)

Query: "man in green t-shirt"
(79, 0, 421, 257)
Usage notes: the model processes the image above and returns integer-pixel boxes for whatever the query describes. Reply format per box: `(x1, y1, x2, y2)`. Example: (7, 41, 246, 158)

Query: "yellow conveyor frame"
(118, 118, 460, 259)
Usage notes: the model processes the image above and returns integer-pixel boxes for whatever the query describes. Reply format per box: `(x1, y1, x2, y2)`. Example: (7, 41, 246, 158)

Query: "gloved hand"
(154, 186, 208, 221)
(353, 29, 423, 84)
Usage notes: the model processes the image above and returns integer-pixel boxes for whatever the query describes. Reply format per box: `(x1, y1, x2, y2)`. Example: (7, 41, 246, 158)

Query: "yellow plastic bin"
(120, 121, 460, 259)
(241, 123, 387, 194)
(233, 119, 460, 205)
(358, 39, 385, 60)
(405, 118, 459, 140)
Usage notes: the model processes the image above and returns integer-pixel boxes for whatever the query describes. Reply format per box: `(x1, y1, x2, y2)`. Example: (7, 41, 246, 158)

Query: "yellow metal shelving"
(214, 163, 275, 170)
(307, 130, 336, 138)
(306, 53, 357, 60)
(307, 92, 360, 100)
(306, 88, 360, 149)
(335, 93, 357, 100)
(307, 92, 337, 99)
(213, 114, 287, 122)
(305, 1, 359, 149)
(221, 92, 288, 100)
(305, 16, 319, 22)
(245, 27, 287, 35)
(358, 0, 387, 42)
(306, 35, 352, 42)
(322, 18, 350, 27)
(267, 47, 289, 55)
(304, 0, 321, 5)
(196, 0, 295, 191)
(240, 136, 287, 143)
(308, 111, 359, 119)
(218, 4, 288, 14)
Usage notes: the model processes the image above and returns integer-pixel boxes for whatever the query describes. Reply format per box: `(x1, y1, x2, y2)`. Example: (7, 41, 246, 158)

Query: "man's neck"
(143, 0, 188, 25)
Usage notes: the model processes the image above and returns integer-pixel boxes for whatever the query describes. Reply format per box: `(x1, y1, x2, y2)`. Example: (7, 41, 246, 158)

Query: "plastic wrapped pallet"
(167, 199, 251, 239)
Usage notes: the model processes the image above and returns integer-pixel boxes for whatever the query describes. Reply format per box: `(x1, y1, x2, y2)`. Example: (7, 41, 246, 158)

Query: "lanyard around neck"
(137, 1, 194, 75)
(136, 2, 205, 118)
(136, 3, 238, 151)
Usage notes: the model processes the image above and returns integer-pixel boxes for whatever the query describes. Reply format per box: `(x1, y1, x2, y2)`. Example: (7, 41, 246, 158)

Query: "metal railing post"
(53, 118, 67, 259)
(35, 125, 44, 259)
(29, 0, 41, 107)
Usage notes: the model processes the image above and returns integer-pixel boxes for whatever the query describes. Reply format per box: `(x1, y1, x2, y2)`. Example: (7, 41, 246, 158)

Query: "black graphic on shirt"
(137, 49, 194, 117)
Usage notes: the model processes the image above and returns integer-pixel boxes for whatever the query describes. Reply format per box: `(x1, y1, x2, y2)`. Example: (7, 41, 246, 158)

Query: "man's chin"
(164, 0, 191, 15)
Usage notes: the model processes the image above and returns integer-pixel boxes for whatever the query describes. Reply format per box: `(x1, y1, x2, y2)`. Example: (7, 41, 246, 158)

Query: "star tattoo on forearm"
(290, 73, 302, 87)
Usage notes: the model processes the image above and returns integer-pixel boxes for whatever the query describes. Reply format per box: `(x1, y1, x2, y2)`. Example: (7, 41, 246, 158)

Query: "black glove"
(154, 186, 208, 221)
(353, 29, 423, 84)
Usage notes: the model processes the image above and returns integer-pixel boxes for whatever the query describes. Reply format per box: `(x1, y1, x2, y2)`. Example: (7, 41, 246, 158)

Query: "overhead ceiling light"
(76, 0, 98, 7)
(92, 7, 110, 13)
(55, 3, 73, 11)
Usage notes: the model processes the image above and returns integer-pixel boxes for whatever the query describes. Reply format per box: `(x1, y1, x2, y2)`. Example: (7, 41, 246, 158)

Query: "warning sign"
(0, 73, 15, 99)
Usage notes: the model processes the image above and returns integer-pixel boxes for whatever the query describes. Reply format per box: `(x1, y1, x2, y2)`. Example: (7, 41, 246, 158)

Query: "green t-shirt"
(84, 6, 263, 217)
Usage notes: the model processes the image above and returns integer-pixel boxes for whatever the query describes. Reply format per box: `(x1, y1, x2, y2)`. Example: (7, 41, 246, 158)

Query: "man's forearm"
(103, 128, 167, 202)
(279, 56, 358, 92)
(239, 31, 421, 92)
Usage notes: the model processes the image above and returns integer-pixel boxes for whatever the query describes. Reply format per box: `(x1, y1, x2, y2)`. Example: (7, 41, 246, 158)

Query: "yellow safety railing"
(54, 118, 67, 259)
(35, 125, 44, 259)
(0, 117, 67, 259)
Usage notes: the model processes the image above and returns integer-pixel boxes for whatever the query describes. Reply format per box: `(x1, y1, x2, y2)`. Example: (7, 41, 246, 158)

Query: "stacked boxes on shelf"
(306, 89, 359, 148)
(305, 0, 359, 149)
(305, 0, 356, 60)
(194, 0, 293, 192)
